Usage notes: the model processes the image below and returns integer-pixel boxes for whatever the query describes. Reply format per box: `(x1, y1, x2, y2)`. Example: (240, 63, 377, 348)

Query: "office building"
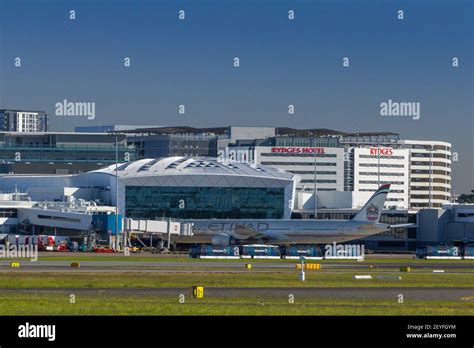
(0, 109, 49, 132)
(0, 131, 137, 175)
(352, 147, 410, 210)
(401, 140, 452, 209)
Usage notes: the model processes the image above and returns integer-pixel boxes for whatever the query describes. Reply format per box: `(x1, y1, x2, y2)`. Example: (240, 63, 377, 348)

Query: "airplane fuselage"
(177, 219, 390, 245)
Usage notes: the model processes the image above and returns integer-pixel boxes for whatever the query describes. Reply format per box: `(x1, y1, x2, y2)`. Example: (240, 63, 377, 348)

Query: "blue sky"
(0, 0, 472, 192)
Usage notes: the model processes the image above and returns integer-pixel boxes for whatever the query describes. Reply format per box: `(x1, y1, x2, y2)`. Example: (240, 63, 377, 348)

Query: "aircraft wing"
(389, 223, 417, 228)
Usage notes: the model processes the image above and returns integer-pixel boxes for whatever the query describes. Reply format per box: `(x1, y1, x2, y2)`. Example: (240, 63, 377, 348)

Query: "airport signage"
(271, 147, 325, 154)
(369, 147, 393, 156)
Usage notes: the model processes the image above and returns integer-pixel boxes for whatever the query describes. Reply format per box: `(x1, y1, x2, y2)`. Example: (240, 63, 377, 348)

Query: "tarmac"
(0, 254, 472, 303)
(0, 259, 473, 272)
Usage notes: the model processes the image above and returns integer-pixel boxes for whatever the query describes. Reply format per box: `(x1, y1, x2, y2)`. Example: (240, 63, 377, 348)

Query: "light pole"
(377, 143, 381, 187)
(299, 256, 305, 281)
(115, 132, 120, 251)
(428, 145, 433, 209)
(313, 137, 317, 219)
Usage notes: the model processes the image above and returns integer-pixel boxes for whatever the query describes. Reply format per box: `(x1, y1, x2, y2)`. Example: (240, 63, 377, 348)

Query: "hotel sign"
(271, 147, 325, 154)
(369, 147, 393, 156)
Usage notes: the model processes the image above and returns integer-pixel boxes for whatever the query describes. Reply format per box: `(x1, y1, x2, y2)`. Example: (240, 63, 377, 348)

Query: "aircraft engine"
(211, 233, 236, 246)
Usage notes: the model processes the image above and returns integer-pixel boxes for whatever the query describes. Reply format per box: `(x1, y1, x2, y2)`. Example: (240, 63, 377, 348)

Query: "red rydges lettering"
(369, 147, 393, 156)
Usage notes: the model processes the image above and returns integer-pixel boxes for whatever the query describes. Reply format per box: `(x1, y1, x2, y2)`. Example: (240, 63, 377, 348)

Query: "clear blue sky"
(0, 0, 472, 193)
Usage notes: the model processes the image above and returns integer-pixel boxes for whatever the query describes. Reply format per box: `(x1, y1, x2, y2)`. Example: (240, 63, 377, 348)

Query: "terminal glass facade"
(125, 186, 285, 219)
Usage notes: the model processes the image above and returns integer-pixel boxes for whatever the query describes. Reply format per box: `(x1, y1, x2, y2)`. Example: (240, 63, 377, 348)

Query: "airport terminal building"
(0, 157, 298, 220)
(0, 155, 470, 252)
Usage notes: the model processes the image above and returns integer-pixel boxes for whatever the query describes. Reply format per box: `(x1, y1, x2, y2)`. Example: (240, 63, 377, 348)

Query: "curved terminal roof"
(94, 157, 296, 181)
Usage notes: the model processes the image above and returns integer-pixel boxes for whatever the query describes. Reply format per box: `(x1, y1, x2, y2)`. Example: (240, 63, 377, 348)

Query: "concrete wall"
(445, 221, 474, 243)
(416, 209, 445, 245)
(0, 175, 73, 201)
(416, 207, 474, 246)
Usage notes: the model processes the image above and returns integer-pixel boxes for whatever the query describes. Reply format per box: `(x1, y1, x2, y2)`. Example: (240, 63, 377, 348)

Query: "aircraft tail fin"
(351, 184, 390, 223)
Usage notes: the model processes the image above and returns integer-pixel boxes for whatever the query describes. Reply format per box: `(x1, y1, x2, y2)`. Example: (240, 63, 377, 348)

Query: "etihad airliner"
(183, 184, 393, 246)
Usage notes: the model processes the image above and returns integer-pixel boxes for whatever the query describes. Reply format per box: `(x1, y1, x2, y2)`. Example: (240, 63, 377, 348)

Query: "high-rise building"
(219, 127, 452, 210)
(352, 147, 410, 210)
(401, 140, 452, 209)
(0, 110, 49, 132)
(233, 143, 345, 192)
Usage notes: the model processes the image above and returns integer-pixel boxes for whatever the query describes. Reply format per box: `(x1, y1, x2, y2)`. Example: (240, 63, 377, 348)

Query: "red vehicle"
(57, 240, 69, 252)
(93, 246, 116, 253)
(37, 235, 70, 251)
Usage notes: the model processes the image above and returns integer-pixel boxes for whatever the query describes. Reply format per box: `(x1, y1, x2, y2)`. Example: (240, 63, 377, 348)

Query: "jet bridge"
(124, 218, 193, 249)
